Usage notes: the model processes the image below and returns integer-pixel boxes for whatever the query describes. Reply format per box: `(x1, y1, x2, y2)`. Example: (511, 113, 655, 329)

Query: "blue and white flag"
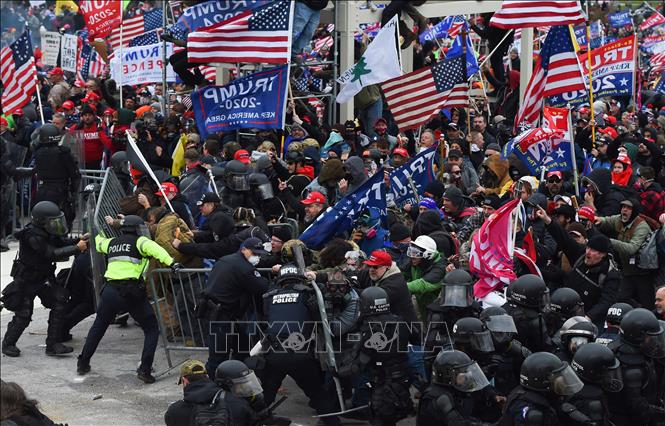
(655, 72, 665, 94)
(446, 26, 479, 78)
(503, 128, 573, 174)
(300, 172, 387, 250)
(418, 15, 466, 45)
(389, 146, 437, 208)
(191, 65, 289, 139)
(608, 11, 632, 28)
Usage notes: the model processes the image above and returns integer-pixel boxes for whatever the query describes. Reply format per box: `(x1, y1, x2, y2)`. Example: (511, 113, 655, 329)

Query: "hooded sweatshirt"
(344, 156, 368, 193)
(611, 153, 633, 187)
(483, 153, 511, 196)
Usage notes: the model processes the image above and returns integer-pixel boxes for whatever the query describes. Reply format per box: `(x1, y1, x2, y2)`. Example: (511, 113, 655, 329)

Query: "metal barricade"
(71, 169, 107, 236)
(10, 175, 35, 235)
(92, 168, 124, 238)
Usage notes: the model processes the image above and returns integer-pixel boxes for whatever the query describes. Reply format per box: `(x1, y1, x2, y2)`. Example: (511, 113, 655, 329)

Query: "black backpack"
(190, 390, 233, 426)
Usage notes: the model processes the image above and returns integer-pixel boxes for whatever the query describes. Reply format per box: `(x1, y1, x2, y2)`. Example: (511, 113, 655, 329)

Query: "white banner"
(41, 31, 61, 67)
(60, 34, 78, 72)
(110, 43, 176, 86)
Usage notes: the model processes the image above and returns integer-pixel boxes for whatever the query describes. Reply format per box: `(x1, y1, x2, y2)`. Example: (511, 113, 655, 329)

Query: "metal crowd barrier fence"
(148, 267, 273, 373)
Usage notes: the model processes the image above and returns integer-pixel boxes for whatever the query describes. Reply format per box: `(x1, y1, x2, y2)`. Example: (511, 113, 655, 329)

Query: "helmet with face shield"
(224, 160, 250, 191)
(479, 306, 518, 347)
(31, 201, 68, 236)
(507, 274, 550, 311)
(215, 360, 263, 398)
(520, 352, 584, 396)
(406, 235, 438, 260)
(439, 269, 474, 308)
(248, 172, 274, 200)
(121, 215, 150, 237)
(560, 317, 598, 355)
(550, 287, 584, 320)
(452, 317, 495, 354)
(619, 308, 665, 359)
(571, 343, 623, 392)
(432, 350, 490, 392)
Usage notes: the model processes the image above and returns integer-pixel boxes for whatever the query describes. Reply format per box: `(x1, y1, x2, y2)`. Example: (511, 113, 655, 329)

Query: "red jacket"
(70, 120, 112, 163)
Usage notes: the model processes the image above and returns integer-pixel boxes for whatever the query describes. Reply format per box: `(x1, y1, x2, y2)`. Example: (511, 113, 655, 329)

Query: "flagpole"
(162, 5, 168, 117)
(461, 26, 471, 152)
(567, 105, 580, 198)
(475, 29, 513, 73)
(119, 15, 124, 108)
(34, 73, 45, 124)
(633, 33, 639, 109)
(585, 1, 596, 149)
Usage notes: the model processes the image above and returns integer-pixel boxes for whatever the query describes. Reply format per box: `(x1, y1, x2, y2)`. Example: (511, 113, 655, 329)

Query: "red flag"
(522, 227, 538, 262)
(490, 1, 585, 29)
(543, 106, 572, 140)
(639, 11, 665, 31)
(80, 1, 121, 39)
(470, 198, 520, 298)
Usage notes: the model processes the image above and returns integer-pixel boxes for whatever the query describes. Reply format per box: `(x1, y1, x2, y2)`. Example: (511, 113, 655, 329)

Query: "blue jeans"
(408, 345, 428, 390)
(356, 98, 383, 138)
(292, 2, 321, 54)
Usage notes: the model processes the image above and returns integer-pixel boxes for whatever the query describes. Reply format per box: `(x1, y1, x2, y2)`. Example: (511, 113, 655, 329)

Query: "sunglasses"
(367, 265, 384, 270)
(547, 177, 562, 183)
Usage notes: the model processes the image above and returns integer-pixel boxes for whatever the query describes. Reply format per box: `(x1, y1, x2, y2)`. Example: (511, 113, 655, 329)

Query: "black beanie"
(587, 234, 610, 253)
(271, 226, 292, 243)
(443, 187, 464, 207)
(389, 223, 411, 242)
(425, 181, 445, 200)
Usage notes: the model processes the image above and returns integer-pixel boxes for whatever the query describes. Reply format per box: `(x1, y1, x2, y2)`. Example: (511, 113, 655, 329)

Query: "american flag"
(128, 30, 161, 47)
(312, 35, 333, 54)
(515, 25, 585, 129)
(77, 43, 107, 84)
(446, 15, 466, 39)
(108, 9, 163, 52)
(200, 65, 216, 83)
(651, 52, 665, 74)
(381, 55, 468, 131)
(490, 1, 586, 29)
(187, 0, 292, 64)
(1, 30, 37, 113)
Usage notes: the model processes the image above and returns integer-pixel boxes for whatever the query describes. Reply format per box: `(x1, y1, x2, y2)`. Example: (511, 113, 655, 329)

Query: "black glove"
(170, 262, 184, 273)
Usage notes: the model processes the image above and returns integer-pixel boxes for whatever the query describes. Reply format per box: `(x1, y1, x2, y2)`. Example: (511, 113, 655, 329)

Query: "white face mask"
(248, 255, 260, 266)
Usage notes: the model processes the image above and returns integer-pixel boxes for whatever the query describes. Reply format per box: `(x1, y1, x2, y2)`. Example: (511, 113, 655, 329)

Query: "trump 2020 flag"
(191, 65, 289, 139)
(389, 146, 437, 208)
(336, 14, 401, 104)
(502, 127, 571, 174)
(470, 198, 520, 299)
(445, 23, 479, 78)
(300, 172, 387, 250)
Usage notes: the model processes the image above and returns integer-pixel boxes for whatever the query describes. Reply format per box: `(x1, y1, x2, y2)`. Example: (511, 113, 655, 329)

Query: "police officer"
(1, 201, 87, 357)
(417, 350, 493, 425)
(424, 269, 482, 371)
(568, 343, 624, 425)
(607, 308, 665, 425)
(33, 123, 81, 229)
(77, 215, 180, 383)
(503, 274, 554, 352)
(499, 352, 584, 425)
(342, 287, 413, 426)
(109, 151, 133, 195)
(555, 317, 598, 362)
(259, 263, 340, 426)
(545, 287, 584, 337)
(221, 160, 256, 210)
(596, 303, 633, 346)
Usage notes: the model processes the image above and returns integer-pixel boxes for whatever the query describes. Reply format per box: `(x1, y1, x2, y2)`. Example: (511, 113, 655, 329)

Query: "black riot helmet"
(431, 350, 490, 392)
(507, 274, 550, 311)
(359, 286, 390, 316)
(520, 352, 584, 395)
(248, 172, 274, 200)
(605, 302, 633, 327)
(215, 360, 263, 397)
(121, 215, 149, 236)
(479, 306, 518, 346)
(275, 263, 306, 286)
(571, 343, 623, 392)
(39, 123, 63, 145)
(31, 201, 68, 236)
(110, 151, 129, 175)
(560, 317, 598, 355)
(550, 287, 584, 319)
(452, 317, 495, 353)
(225, 160, 250, 191)
(619, 308, 665, 358)
(439, 269, 474, 307)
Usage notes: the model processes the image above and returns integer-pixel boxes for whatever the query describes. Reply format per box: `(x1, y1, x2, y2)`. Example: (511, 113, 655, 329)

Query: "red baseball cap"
(578, 206, 596, 222)
(13, 108, 23, 116)
(155, 182, 178, 196)
(62, 100, 75, 110)
(606, 116, 617, 125)
(392, 147, 409, 158)
(103, 108, 116, 116)
(82, 92, 101, 103)
(547, 171, 563, 180)
(234, 149, 251, 164)
(578, 107, 590, 114)
(48, 67, 64, 76)
(363, 250, 393, 267)
(301, 191, 326, 205)
(0, 117, 8, 127)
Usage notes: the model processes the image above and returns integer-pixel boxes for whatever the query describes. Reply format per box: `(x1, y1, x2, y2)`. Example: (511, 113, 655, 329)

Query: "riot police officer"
(568, 343, 624, 425)
(77, 215, 181, 383)
(545, 287, 584, 337)
(221, 160, 256, 210)
(607, 308, 665, 425)
(555, 317, 598, 362)
(424, 269, 482, 371)
(417, 350, 493, 425)
(259, 264, 340, 425)
(33, 123, 81, 229)
(596, 302, 633, 346)
(499, 352, 584, 425)
(109, 150, 133, 195)
(1, 201, 87, 357)
(502, 274, 554, 352)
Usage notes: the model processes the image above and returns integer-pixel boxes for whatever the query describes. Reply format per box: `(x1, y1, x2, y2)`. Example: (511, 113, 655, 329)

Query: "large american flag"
(490, 1, 586, 29)
(77, 43, 107, 84)
(515, 25, 585, 129)
(381, 55, 468, 131)
(1, 31, 37, 113)
(446, 15, 466, 40)
(651, 52, 665, 75)
(187, 0, 292, 64)
(108, 9, 163, 52)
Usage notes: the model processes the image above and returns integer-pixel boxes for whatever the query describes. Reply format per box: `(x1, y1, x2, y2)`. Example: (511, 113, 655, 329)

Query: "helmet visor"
(551, 363, 584, 395)
(484, 314, 518, 334)
(255, 183, 274, 200)
(228, 175, 250, 191)
(568, 336, 590, 354)
(137, 223, 151, 238)
(600, 362, 623, 392)
(451, 361, 490, 392)
(44, 212, 68, 236)
(441, 285, 473, 307)
(231, 371, 263, 397)
(540, 290, 552, 312)
(468, 330, 495, 353)
(641, 328, 665, 359)
(406, 244, 425, 258)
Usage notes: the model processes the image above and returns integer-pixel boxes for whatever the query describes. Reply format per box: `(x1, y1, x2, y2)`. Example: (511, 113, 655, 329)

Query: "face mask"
(248, 255, 260, 266)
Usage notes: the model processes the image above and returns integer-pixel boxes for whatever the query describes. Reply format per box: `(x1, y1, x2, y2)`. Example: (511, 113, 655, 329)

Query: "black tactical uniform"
(499, 352, 584, 426)
(607, 308, 665, 425)
(0, 136, 33, 250)
(33, 124, 81, 229)
(259, 264, 340, 426)
(1, 201, 84, 357)
(502, 274, 554, 352)
(417, 350, 492, 426)
(545, 287, 584, 337)
(554, 317, 598, 363)
(221, 160, 258, 211)
(596, 303, 633, 347)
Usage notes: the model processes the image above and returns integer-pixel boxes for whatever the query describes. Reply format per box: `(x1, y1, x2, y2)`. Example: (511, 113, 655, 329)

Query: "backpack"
(190, 390, 233, 426)
(636, 228, 661, 270)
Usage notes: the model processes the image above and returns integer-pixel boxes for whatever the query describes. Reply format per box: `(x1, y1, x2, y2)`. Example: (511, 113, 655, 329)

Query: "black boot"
(3, 316, 28, 357)
(77, 355, 91, 375)
(46, 299, 72, 355)
(46, 342, 74, 356)
(137, 368, 156, 384)
(2, 341, 20, 357)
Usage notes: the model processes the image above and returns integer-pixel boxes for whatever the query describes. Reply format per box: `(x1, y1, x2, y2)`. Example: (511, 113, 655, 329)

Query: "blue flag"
(300, 172, 387, 250)
(418, 15, 466, 45)
(191, 65, 288, 139)
(446, 25, 478, 78)
(609, 11, 632, 28)
(389, 146, 438, 208)
(656, 72, 665, 94)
